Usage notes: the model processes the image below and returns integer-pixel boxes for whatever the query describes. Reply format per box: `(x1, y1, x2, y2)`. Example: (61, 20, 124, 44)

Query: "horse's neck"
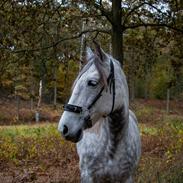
(100, 107, 129, 158)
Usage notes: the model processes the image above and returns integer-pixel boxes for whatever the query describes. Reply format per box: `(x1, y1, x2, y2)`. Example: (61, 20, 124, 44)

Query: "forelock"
(72, 54, 108, 90)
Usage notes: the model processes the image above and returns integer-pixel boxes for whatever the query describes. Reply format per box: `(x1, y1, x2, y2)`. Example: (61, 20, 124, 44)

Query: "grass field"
(0, 100, 183, 183)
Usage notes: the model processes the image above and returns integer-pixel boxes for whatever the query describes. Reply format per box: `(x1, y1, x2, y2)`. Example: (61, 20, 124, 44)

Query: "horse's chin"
(65, 130, 83, 143)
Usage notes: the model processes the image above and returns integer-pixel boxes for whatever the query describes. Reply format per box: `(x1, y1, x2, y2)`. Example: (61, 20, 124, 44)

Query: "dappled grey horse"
(58, 44, 141, 183)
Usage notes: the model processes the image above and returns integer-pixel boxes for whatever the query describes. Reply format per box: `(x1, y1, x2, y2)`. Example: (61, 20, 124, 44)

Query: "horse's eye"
(88, 80, 98, 87)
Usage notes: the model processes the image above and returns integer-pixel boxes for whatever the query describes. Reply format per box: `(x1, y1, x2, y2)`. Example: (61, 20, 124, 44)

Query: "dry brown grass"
(0, 98, 62, 125)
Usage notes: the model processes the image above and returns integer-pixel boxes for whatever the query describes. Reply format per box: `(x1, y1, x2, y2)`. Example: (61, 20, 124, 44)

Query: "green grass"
(140, 124, 158, 135)
(0, 123, 59, 139)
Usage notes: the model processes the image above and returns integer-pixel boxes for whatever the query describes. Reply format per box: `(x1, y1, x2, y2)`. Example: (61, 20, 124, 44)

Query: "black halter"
(63, 59, 116, 127)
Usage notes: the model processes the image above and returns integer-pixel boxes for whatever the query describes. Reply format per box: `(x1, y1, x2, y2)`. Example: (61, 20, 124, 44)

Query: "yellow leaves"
(1, 79, 14, 87)
(0, 136, 19, 160)
(165, 150, 173, 162)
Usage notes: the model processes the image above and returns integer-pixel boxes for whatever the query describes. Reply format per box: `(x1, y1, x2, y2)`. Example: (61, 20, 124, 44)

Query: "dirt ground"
(0, 144, 80, 183)
(0, 161, 80, 183)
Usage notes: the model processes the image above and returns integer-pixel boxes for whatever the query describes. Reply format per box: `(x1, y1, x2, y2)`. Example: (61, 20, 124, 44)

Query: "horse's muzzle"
(61, 125, 83, 143)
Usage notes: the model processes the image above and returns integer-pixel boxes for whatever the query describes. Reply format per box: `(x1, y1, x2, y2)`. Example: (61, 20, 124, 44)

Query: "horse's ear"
(80, 47, 93, 70)
(93, 41, 108, 62)
(86, 47, 94, 61)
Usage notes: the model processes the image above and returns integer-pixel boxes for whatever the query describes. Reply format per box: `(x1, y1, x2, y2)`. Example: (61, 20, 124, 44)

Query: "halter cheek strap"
(63, 59, 115, 126)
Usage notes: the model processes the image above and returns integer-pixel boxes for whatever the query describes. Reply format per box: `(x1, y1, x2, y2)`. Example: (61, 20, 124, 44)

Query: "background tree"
(0, 0, 183, 115)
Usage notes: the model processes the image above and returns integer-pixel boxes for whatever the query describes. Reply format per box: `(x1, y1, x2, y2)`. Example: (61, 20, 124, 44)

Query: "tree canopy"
(0, 0, 183, 105)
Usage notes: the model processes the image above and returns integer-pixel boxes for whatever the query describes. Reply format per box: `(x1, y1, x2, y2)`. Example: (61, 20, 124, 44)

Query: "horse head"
(58, 44, 127, 143)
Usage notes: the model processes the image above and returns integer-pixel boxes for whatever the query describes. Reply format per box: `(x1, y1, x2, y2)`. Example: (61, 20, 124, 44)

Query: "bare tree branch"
(94, 2, 113, 25)
(123, 2, 147, 25)
(125, 23, 183, 34)
(123, 2, 171, 25)
(1, 28, 111, 53)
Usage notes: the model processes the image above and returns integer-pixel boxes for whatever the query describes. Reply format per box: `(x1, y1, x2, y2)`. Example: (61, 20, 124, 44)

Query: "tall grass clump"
(0, 123, 76, 165)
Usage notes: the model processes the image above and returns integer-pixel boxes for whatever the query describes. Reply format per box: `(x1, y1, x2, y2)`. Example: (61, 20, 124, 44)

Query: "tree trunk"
(166, 88, 170, 114)
(144, 78, 148, 99)
(30, 98, 34, 111)
(144, 63, 149, 99)
(16, 95, 20, 121)
(30, 65, 34, 111)
(112, 0, 123, 65)
(30, 81, 34, 111)
(53, 66, 57, 109)
(37, 80, 42, 108)
(36, 80, 42, 122)
(53, 84, 57, 108)
(130, 79, 135, 101)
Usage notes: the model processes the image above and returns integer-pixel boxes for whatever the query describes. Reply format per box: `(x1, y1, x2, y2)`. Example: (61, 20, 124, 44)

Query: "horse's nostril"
(63, 125, 68, 135)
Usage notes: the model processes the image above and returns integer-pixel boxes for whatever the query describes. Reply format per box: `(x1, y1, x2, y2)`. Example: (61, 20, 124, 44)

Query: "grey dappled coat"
(58, 46, 141, 183)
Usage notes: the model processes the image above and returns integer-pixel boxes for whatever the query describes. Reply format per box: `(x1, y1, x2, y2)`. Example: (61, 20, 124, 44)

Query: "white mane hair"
(58, 45, 141, 183)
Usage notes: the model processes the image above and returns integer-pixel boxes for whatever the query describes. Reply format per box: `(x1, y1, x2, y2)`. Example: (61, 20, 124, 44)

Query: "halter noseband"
(63, 59, 115, 127)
